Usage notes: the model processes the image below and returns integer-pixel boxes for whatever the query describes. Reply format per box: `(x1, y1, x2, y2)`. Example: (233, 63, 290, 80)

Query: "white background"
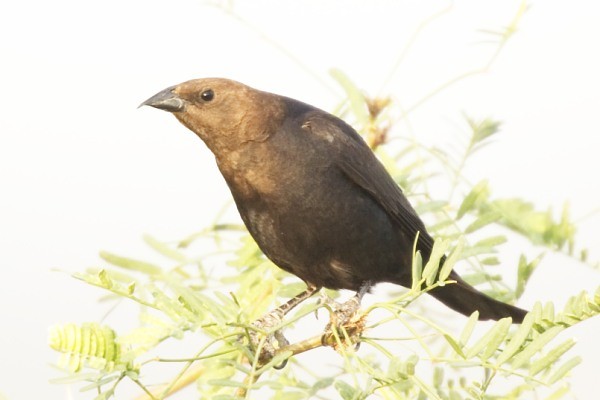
(0, 0, 599, 398)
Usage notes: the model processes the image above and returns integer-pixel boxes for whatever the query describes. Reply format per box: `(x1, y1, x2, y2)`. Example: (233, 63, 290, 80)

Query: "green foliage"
(48, 323, 128, 373)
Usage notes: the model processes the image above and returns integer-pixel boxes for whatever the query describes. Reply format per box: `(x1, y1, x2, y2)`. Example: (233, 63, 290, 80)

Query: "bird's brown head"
(140, 78, 285, 154)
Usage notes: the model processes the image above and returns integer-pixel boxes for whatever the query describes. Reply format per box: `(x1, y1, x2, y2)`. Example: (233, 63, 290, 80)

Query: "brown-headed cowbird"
(141, 78, 528, 324)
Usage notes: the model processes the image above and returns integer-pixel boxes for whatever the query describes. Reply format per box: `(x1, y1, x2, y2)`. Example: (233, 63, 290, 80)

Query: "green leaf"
(466, 318, 511, 359)
(411, 231, 423, 291)
(411, 251, 423, 291)
(94, 392, 111, 400)
(480, 318, 512, 360)
(459, 311, 479, 347)
(415, 200, 448, 215)
(529, 339, 576, 376)
(465, 115, 501, 150)
(335, 380, 359, 400)
(464, 211, 501, 233)
(405, 354, 419, 375)
(473, 235, 507, 248)
(97, 270, 113, 289)
(547, 356, 581, 384)
(511, 326, 564, 369)
(443, 334, 465, 358)
(480, 257, 500, 266)
(516, 254, 543, 298)
(487, 198, 576, 250)
(544, 385, 571, 400)
(423, 238, 449, 286)
(127, 282, 135, 295)
(439, 236, 465, 282)
(433, 366, 444, 388)
(99, 251, 162, 275)
(460, 245, 498, 259)
(542, 302, 555, 322)
(311, 377, 335, 393)
(531, 301, 543, 321)
(457, 180, 490, 219)
(143, 234, 189, 263)
(459, 236, 506, 259)
(496, 311, 534, 365)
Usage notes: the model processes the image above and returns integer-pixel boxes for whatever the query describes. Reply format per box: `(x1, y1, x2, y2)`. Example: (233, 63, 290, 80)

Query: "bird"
(140, 78, 528, 325)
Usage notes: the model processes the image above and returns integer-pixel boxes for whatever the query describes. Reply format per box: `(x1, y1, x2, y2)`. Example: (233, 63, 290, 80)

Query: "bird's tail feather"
(427, 271, 527, 323)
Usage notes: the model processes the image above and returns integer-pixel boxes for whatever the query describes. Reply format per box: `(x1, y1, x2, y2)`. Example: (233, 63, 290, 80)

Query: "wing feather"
(303, 113, 435, 252)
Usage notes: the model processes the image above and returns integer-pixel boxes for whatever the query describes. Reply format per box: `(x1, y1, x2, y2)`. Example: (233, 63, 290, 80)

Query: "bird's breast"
(212, 134, 411, 290)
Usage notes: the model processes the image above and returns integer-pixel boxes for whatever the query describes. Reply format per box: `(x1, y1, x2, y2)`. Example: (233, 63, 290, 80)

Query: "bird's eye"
(200, 89, 214, 102)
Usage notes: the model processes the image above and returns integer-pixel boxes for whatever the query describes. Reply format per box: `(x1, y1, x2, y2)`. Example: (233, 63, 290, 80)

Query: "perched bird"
(141, 78, 528, 324)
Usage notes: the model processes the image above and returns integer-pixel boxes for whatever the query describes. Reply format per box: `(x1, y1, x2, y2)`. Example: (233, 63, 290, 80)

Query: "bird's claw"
(246, 286, 320, 369)
(248, 310, 289, 369)
(321, 295, 366, 351)
(320, 282, 371, 351)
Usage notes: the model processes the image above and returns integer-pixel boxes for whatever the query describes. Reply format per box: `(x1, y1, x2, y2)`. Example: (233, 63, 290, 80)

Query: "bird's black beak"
(139, 85, 185, 112)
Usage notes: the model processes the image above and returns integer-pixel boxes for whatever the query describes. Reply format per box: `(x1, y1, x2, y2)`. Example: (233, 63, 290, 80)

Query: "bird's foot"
(248, 308, 289, 368)
(247, 285, 319, 369)
(321, 282, 371, 351)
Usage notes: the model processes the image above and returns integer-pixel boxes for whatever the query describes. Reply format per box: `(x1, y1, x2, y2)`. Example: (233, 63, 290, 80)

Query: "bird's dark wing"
(302, 113, 435, 251)
(301, 113, 528, 323)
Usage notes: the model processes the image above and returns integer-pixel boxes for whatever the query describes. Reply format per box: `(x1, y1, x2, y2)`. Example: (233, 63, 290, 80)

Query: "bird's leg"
(322, 281, 371, 350)
(253, 284, 320, 333)
(249, 284, 319, 366)
(329, 281, 371, 325)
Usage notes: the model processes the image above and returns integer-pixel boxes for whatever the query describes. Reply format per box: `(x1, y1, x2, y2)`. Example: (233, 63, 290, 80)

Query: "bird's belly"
(238, 187, 412, 291)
